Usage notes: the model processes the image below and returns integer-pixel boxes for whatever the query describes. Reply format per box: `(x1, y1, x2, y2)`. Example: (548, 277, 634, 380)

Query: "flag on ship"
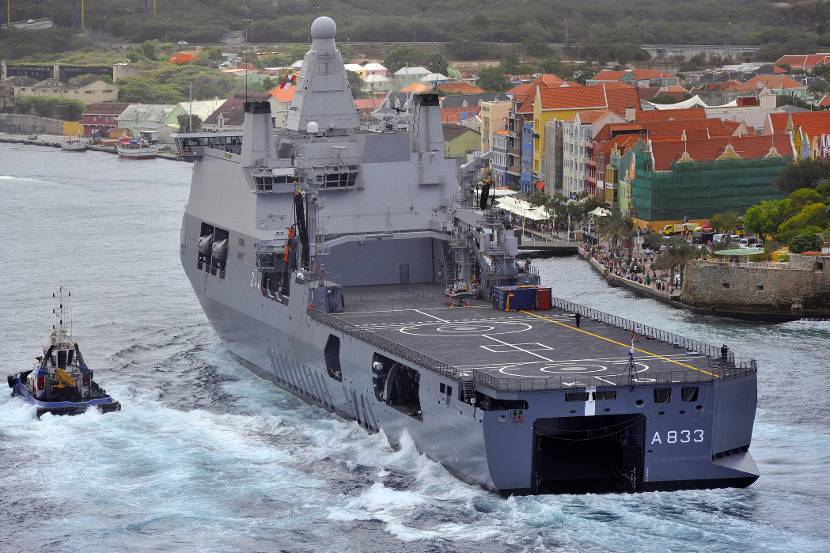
(280, 74, 297, 89)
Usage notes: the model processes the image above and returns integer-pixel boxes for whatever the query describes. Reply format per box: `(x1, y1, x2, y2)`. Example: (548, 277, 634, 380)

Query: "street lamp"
(562, 17, 569, 45)
(488, 16, 494, 43)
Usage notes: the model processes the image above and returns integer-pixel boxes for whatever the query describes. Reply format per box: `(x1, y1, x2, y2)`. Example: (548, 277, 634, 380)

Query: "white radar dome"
(310, 16, 336, 40)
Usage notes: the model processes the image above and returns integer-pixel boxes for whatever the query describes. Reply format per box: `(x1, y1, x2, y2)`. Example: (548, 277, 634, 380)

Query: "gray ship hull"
(181, 215, 759, 494)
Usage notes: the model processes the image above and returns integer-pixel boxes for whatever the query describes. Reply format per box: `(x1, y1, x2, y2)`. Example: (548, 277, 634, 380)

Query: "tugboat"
(61, 135, 87, 152)
(6, 288, 121, 417)
(117, 135, 155, 160)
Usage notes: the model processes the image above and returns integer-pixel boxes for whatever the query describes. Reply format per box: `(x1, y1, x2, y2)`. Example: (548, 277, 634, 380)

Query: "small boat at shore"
(6, 288, 120, 417)
(61, 136, 87, 152)
(117, 135, 155, 160)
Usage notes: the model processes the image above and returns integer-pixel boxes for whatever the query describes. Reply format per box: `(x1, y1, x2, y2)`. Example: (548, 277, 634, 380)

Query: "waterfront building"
(607, 134, 793, 228)
(442, 123, 481, 159)
(117, 103, 187, 143)
(557, 110, 624, 199)
(491, 129, 510, 185)
(13, 78, 119, 105)
(532, 84, 640, 185)
(765, 110, 830, 160)
(479, 100, 511, 153)
(81, 102, 130, 137)
(203, 92, 272, 131)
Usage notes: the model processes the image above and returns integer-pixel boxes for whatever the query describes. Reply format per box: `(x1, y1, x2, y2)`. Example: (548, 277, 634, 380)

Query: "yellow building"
(479, 100, 511, 153)
(532, 85, 607, 178)
(531, 84, 640, 180)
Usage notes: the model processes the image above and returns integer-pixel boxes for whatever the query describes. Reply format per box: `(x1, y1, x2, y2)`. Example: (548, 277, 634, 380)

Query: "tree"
(710, 211, 741, 234)
(789, 232, 824, 253)
(778, 202, 829, 234)
(177, 114, 202, 133)
(477, 67, 508, 92)
(654, 237, 699, 287)
(598, 206, 636, 258)
(776, 158, 830, 193)
(346, 70, 366, 98)
(383, 45, 427, 73)
(428, 53, 448, 76)
(744, 199, 789, 238)
(140, 40, 161, 61)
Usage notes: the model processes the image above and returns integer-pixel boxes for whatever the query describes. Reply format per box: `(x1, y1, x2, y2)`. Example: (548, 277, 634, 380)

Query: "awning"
(588, 207, 611, 217)
(496, 196, 548, 221)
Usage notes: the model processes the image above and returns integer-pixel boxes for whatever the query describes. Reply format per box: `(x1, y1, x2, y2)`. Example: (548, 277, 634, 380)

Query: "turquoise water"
(1, 143, 828, 552)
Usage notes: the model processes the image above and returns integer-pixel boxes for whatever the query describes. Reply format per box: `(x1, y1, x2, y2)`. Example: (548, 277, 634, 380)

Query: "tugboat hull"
(7, 373, 121, 418)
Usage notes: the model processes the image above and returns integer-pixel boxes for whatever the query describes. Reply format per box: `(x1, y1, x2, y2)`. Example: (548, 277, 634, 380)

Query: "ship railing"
(307, 308, 460, 380)
(548, 296, 744, 365)
(473, 364, 757, 393)
(308, 306, 757, 392)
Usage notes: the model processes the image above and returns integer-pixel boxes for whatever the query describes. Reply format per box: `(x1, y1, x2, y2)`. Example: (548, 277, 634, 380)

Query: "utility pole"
(6, 0, 10, 30)
(81, 0, 84, 32)
(642, 17, 647, 43)
(488, 17, 494, 43)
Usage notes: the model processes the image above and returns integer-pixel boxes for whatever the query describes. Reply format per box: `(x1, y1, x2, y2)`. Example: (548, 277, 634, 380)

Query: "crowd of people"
(584, 243, 681, 295)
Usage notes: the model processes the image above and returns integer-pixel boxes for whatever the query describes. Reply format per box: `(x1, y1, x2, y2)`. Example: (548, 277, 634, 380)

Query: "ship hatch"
(532, 415, 645, 493)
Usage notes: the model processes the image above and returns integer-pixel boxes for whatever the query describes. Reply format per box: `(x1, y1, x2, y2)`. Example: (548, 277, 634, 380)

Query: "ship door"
(399, 264, 410, 284)
(531, 415, 645, 493)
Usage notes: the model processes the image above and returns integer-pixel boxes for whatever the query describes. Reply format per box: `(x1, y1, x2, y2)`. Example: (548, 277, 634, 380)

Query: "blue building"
(519, 122, 534, 195)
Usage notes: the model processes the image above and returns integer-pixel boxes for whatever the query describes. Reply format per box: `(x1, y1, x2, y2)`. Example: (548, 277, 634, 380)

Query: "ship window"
(446, 386, 452, 397)
(565, 392, 589, 402)
(440, 383, 446, 393)
(383, 358, 422, 420)
(681, 387, 699, 402)
(593, 391, 616, 400)
(475, 392, 527, 411)
(654, 388, 671, 403)
(324, 335, 342, 381)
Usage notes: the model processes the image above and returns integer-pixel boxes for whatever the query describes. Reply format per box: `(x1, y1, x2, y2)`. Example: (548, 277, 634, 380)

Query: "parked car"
(27, 134, 38, 141)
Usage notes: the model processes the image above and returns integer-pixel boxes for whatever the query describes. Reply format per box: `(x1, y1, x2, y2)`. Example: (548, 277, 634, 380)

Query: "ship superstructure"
(177, 17, 759, 494)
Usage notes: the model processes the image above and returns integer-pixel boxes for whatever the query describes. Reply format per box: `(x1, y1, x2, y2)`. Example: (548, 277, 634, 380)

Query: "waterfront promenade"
(579, 243, 681, 305)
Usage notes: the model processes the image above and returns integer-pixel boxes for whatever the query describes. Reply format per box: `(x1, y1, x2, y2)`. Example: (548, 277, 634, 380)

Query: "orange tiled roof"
(354, 97, 385, 110)
(774, 53, 830, 70)
(576, 109, 613, 124)
(819, 95, 830, 108)
(506, 73, 564, 99)
(649, 135, 793, 170)
(440, 106, 480, 124)
(400, 82, 433, 94)
(534, 84, 606, 111)
(770, 110, 830, 139)
(731, 74, 806, 93)
(269, 84, 296, 102)
(635, 107, 707, 123)
(602, 84, 641, 117)
(595, 118, 739, 142)
(438, 81, 485, 94)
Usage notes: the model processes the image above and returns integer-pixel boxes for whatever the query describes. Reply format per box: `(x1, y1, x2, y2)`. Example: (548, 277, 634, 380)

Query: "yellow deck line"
(519, 310, 719, 378)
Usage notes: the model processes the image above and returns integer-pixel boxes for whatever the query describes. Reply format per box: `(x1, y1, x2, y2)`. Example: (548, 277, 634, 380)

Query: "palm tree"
(654, 237, 698, 288)
(598, 206, 636, 258)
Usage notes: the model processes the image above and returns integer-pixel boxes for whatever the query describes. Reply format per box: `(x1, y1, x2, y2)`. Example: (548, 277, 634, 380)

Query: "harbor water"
(1, 143, 828, 552)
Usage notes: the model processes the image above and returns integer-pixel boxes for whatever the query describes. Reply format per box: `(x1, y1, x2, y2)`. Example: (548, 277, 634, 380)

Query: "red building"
(81, 102, 130, 137)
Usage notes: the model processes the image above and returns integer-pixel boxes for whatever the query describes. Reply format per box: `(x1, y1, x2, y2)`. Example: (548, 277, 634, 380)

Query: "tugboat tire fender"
(7, 375, 15, 388)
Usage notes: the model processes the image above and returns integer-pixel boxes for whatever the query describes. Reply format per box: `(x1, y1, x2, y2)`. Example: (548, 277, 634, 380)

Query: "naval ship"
(175, 17, 759, 494)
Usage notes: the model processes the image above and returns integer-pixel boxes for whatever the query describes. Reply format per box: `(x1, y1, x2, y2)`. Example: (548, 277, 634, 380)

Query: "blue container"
(494, 286, 538, 311)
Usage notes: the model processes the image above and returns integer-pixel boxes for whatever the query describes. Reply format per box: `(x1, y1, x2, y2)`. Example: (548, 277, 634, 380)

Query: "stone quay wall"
(681, 256, 830, 318)
(0, 113, 64, 135)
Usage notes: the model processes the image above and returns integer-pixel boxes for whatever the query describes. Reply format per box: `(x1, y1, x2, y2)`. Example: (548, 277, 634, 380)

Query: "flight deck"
(327, 285, 742, 391)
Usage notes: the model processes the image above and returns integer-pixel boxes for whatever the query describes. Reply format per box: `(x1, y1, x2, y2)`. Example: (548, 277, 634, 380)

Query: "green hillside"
(2, 0, 830, 60)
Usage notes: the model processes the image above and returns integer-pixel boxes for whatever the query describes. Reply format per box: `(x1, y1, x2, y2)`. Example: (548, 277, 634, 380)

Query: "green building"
(442, 124, 481, 160)
(609, 135, 793, 229)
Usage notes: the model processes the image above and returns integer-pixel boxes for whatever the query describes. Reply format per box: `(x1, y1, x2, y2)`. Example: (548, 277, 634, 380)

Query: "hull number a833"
(651, 429, 704, 445)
